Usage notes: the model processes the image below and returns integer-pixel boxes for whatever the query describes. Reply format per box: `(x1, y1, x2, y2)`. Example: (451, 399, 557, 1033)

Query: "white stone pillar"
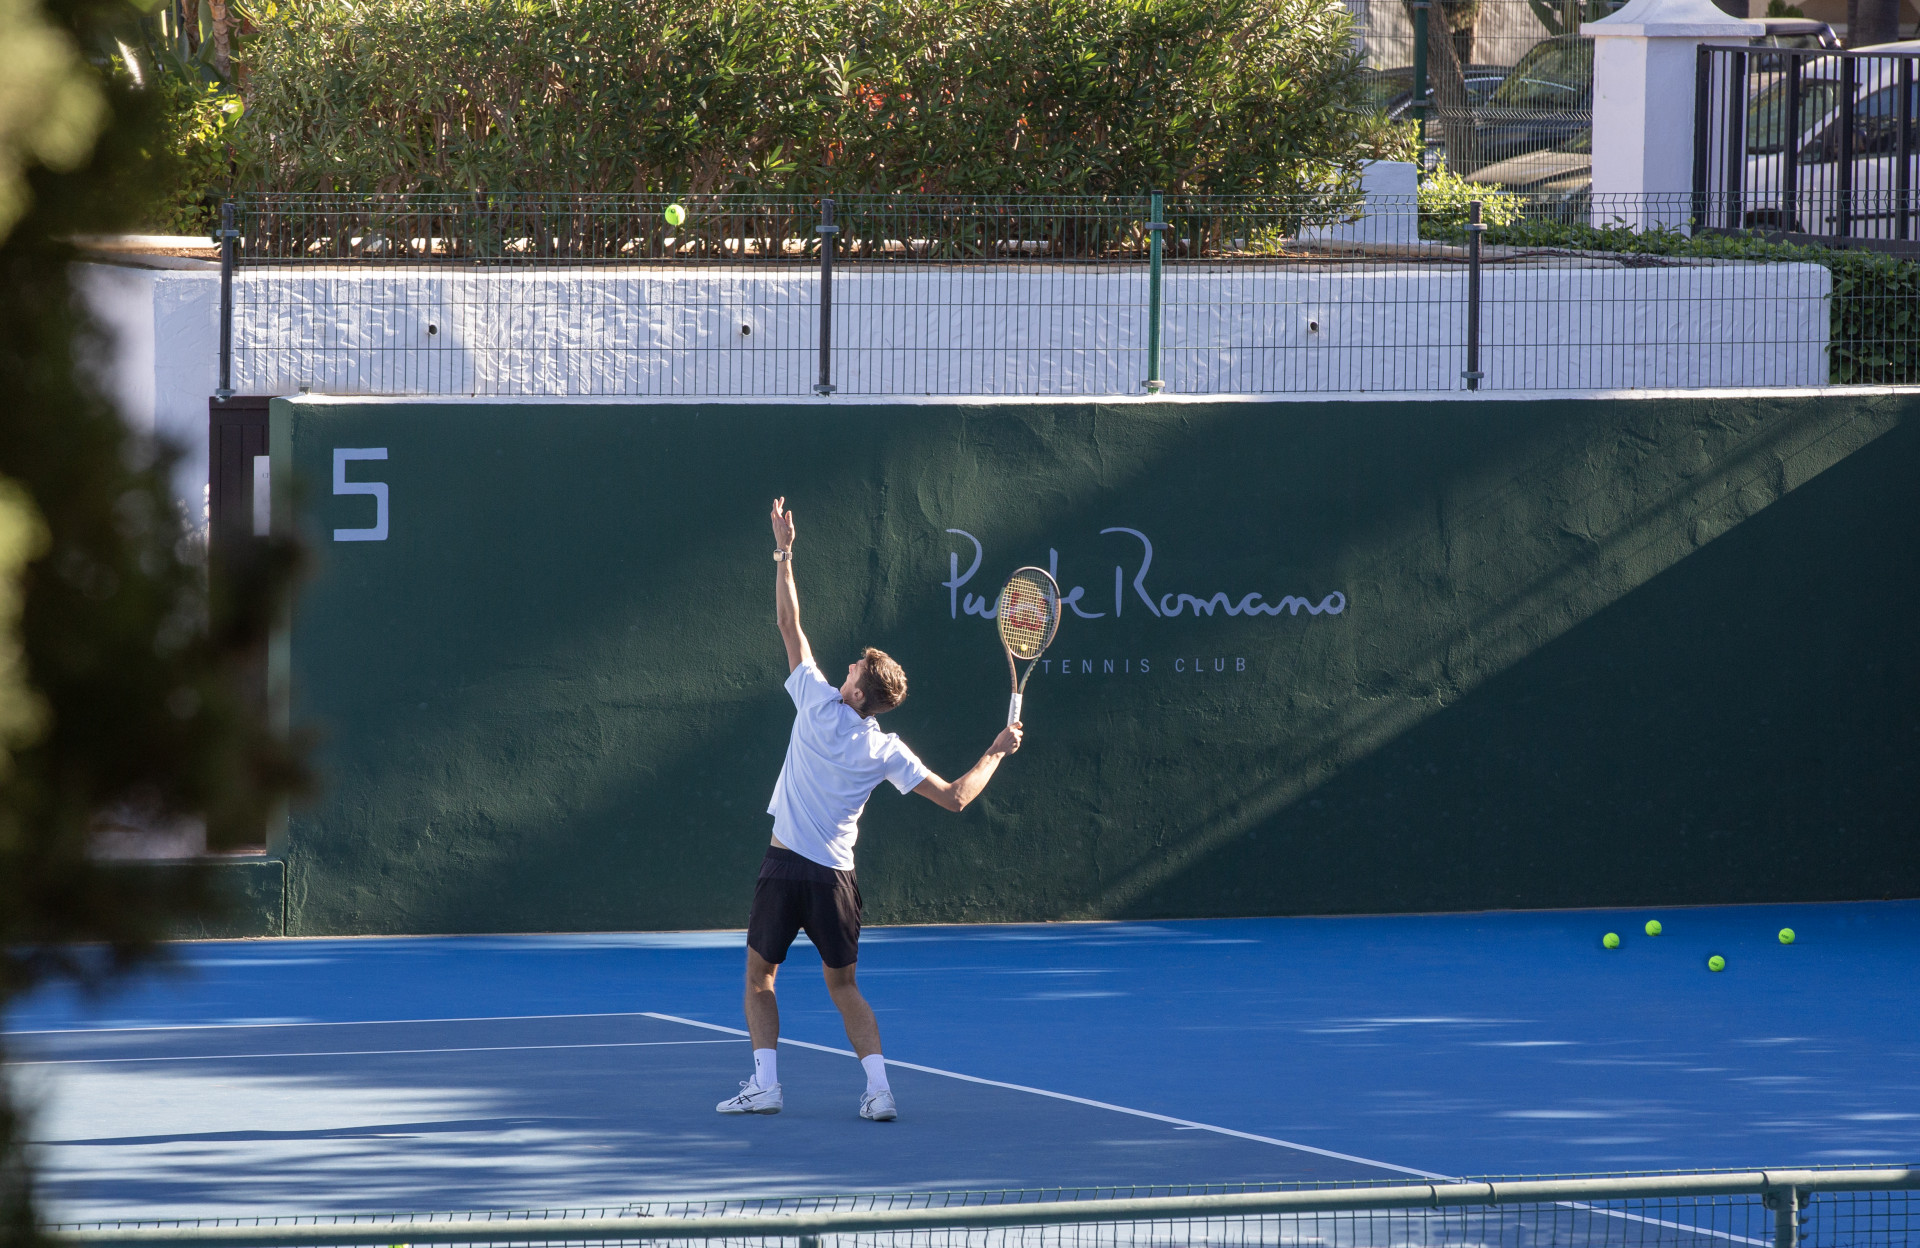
(1584, 0, 1760, 229)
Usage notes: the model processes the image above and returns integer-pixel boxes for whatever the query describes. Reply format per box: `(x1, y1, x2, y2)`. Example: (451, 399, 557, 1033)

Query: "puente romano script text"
(942, 527, 1346, 623)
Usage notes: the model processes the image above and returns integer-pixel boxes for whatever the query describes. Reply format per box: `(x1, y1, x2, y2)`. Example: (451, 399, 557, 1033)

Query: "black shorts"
(746, 846, 863, 969)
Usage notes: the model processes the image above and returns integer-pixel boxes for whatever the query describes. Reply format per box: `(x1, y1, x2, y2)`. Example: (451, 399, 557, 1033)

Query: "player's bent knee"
(746, 949, 782, 990)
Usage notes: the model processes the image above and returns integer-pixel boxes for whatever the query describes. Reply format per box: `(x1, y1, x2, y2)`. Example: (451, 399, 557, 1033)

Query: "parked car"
(1466, 132, 1593, 215)
(1362, 64, 1510, 121)
(1468, 33, 1594, 170)
(1451, 20, 1827, 182)
(1737, 50, 1920, 239)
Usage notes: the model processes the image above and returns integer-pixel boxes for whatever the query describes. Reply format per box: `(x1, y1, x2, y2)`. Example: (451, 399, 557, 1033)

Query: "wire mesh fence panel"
(820, 197, 1161, 396)
(1802, 1186, 1920, 1246)
(1157, 193, 1846, 392)
(1349, 0, 1607, 194)
(1158, 195, 1469, 392)
(221, 191, 1920, 398)
(231, 195, 824, 398)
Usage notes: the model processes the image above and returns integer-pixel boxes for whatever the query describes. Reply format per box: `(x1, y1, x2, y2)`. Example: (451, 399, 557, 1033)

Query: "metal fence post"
(1144, 192, 1166, 394)
(1765, 1185, 1800, 1248)
(1691, 46, 1712, 231)
(1411, 0, 1430, 144)
(1837, 55, 1856, 239)
(1781, 55, 1801, 232)
(1898, 57, 1914, 241)
(217, 199, 236, 400)
(1462, 199, 1483, 392)
(814, 197, 838, 396)
(1723, 50, 1748, 232)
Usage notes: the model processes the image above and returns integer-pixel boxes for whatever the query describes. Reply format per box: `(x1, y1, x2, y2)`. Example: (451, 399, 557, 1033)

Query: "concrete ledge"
(281, 384, 1920, 407)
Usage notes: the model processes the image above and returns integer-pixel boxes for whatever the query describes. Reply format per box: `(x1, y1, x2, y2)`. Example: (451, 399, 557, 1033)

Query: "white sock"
(861, 1053, 890, 1094)
(753, 1048, 778, 1089)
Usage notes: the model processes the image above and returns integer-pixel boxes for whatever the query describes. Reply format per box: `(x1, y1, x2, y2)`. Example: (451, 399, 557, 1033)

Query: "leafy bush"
(1480, 218, 1920, 385)
(1416, 162, 1524, 238)
(148, 73, 244, 235)
(234, 0, 1380, 197)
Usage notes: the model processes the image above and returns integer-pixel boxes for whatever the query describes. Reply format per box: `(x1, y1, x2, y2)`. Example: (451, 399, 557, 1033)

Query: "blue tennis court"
(8, 902, 1918, 1222)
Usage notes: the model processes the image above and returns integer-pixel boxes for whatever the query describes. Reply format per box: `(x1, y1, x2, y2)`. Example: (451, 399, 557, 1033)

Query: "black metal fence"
(1695, 44, 1920, 252)
(214, 191, 1909, 399)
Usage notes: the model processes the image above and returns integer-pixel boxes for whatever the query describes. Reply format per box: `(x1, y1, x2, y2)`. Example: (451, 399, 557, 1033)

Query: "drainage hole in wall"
(1307, 318, 1320, 334)
(428, 323, 439, 336)
(740, 324, 753, 338)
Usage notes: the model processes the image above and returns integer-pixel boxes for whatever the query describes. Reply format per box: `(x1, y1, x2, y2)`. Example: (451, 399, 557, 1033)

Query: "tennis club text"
(1042, 657, 1247, 676)
(941, 527, 1345, 622)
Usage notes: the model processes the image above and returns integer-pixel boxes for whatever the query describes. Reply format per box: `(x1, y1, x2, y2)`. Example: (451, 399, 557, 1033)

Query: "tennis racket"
(995, 566, 1062, 728)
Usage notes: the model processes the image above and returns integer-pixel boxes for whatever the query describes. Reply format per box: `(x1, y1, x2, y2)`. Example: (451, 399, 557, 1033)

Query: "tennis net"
(48, 1166, 1920, 1248)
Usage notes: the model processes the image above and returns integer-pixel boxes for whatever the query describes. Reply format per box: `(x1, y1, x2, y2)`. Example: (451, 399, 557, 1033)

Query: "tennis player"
(717, 497, 1023, 1123)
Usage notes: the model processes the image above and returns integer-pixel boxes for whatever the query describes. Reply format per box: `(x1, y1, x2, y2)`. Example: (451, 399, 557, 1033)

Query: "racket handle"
(1007, 691, 1023, 728)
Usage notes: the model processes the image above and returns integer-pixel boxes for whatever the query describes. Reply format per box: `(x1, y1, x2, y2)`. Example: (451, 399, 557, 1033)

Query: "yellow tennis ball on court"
(664, 202, 687, 227)
(1707, 954, 1726, 972)
(1779, 928, 1796, 944)
(1602, 932, 1620, 949)
(1645, 919, 1662, 936)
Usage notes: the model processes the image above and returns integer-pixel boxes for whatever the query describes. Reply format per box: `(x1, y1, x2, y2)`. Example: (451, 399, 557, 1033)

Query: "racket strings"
(996, 570, 1060, 661)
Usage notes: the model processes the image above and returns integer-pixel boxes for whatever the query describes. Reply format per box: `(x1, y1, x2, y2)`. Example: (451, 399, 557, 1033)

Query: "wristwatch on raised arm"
(773, 549, 792, 562)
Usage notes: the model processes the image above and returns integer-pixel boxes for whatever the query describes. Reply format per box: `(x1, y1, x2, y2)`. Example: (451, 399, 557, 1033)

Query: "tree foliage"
(233, 0, 1383, 197)
(0, 0, 308, 1237)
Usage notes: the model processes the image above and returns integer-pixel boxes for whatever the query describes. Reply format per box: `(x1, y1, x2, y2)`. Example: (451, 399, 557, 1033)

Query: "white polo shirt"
(767, 659, 931, 870)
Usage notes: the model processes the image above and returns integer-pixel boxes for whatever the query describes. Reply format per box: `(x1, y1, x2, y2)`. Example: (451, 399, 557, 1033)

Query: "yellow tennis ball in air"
(1779, 928, 1796, 945)
(663, 202, 687, 227)
(1602, 932, 1620, 949)
(1707, 954, 1726, 972)
(1645, 919, 1662, 936)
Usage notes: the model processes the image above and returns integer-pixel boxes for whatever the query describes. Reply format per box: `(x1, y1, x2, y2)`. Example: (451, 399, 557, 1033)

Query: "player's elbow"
(944, 787, 971, 813)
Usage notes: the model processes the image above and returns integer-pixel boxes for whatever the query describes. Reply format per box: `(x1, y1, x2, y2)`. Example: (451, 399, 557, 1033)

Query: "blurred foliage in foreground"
(1, 0, 308, 1236)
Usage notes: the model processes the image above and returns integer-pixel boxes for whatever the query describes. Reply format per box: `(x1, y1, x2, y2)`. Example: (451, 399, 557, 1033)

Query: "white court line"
(641, 1011, 1767, 1248)
(12, 1039, 743, 1065)
(10, 1008, 1768, 1246)
(5, 1011, 664, 1037)
(639, 1011, 1447, 1180)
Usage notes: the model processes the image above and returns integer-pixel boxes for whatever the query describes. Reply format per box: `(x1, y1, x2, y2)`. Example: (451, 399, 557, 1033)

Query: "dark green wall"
(269, 393, 1920, 935)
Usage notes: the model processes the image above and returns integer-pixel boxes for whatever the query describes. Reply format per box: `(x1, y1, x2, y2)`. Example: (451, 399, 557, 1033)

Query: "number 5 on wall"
(333, 448, 389, 542)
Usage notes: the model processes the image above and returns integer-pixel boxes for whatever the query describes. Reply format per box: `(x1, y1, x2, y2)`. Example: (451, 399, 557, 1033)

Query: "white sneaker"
(717, 1081, 782, 1114)
(859, 1088, 897, 1121)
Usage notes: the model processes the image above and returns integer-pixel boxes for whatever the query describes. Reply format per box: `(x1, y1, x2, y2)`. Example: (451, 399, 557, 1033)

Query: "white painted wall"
(223, 260, 1832, 398)
(78, 248, 1832, 513)
(73, 263, 221, 517)
(1585, 0, 1762, 225)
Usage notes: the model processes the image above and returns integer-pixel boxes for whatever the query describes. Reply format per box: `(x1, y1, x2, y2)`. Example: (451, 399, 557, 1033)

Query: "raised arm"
(913, 724, 1023, 812)
(771, 497, 810, 673)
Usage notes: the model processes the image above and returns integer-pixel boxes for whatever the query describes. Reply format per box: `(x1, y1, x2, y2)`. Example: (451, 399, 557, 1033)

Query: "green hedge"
(232, 0, 1389, 197)
(148, 73, 243, 235)
(1458, 218, 1920, 386)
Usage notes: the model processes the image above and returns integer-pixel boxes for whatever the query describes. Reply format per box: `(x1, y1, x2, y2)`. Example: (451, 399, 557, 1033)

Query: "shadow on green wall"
(1126, 413, 1920, 916)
